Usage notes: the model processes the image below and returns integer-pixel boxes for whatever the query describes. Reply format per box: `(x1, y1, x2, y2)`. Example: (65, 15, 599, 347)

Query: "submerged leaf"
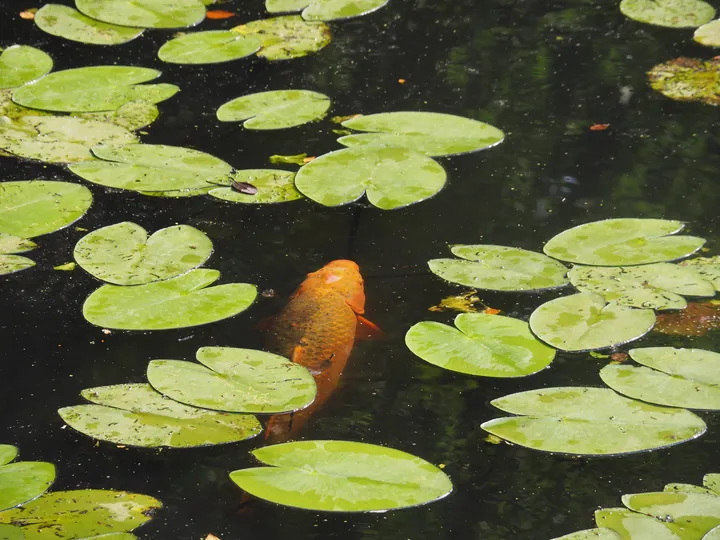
(620, 0, 715, 28)
(75, 0, 205, 29)
(648, 57, 720, 106)
(217, 90, 330, 129)
(266, 0, 388, 21)
(158, 31, 261, 64)
(208, 169, 302, 204)
(0, 46, 52, 90)
(34, 5, 144, 45)
(232, 16, 331, 61)
(654, 300, 720, 336)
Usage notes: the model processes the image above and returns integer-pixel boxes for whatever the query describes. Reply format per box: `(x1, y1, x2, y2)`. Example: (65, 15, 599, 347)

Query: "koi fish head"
(293, 259, 366, 314)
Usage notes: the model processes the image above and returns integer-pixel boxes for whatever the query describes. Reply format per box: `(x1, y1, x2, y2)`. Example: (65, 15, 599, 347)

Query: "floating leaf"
(679, 255, 720, 290)
(69, 143, 232, 192)
(568, 263, 715, 310)
(552, 529, 622, 540)
(428, 245, 569, 291)
(147, 347, 317, 413)
(217, 90, 330, 129)
(619, 0, 714, 27)
(12, 66, 177, 113)
(600, 347, 720, 410)
(0, 524, 23, 540)
(0, 234, 36, 277)
(269, 153, 309, 165)
(59, 383, 261, 448)
(82, 269, 257, 330)
(706, 526, 720, 540)
(0, 255, 35, 276)
(648, 57, 720, 106)
(428, 290, 484, 313)
(0, 181, 92, 238)
(664, 482, 716, 495)
(34, 5, 144, 45)
(208, 169, 302, 204)
(706, 474, 720, 494)
(232, 16, 331, 61)
(481, 387, 706, 456)
(295, 146, 446, 210)
(339, 112, 505, 157)
(406, 313, 555, 377)
(0, 234, 35, 255)
(529, 292, 655, 352)
(695, 19, 720, 46)
(0, 453, 55, 512)
(158, 31, 261, 64)
(75, 0, 205, 29)
(229, 440, 452, 512)
(0, 447, 16, 467)
(0, 46, 52, 90)
(595, 508, 696, 538)
(266, 0, 388, 21)
(622, 491, 720, 536)
(0, 490, 161, 538)
(79, 101, 159, 132)
(74, 222, 213, 285)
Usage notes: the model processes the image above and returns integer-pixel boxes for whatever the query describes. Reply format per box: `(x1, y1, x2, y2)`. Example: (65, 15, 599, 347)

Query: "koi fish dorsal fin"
(355, 316, 383, 341)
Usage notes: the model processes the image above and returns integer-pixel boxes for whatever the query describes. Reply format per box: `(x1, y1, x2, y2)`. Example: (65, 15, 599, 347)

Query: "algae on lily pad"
(59, 383, 261, 447)
(339, 112, 505, 157)
(217, 90, 330, 129)
(35, 5, 144, 45)
(679, 255, 720, 290)
(648, 57, 720, 106)
(147, 346, 317, 413)
(406, 313, 555, 377)
(232, 16, 331, 61)
(74, 222, 213, 285)
(480, 386, 706, 456)
(619, 0, 715, 28)
(82, 269, 257, 330)
(529, 292, 655, 352)
(0, 233, 36, 277)
(295, 146, 446, 209)
(266, 0, 388, 21)
(230, 440, 452, 512)
(209, 169, 302, 204)
(75, 0, 205, 29)
(428, 245, 569, 291)
(0, 46, 53, 90)
(158, 31, 261, 64)
(0, 447, 55, 512)
(600, 347, 720, 410)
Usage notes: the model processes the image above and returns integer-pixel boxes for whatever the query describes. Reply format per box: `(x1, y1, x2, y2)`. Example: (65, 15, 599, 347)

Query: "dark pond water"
(1, 0, 719, 538)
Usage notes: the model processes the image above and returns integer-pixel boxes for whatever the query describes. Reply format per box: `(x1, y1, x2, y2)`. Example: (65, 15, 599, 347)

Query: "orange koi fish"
(262, 260, 381, 442)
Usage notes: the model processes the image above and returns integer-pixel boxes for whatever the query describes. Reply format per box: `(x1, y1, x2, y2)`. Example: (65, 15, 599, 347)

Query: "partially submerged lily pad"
(75, 0, 205, 29)
(0, 448, 55, 512)
(480, 386, 706, 455)
(339, 112, 505, 157)
(648, 57, 720, 106)
(217, 90, 330, 129)
(0, 233, 36, 277)
(59, 383, 261, 447)
(158, 31, 261, 64)
(266, 0, 388, 21)
(619, 0, 715, 28)
(208, 169, 302, 204)
(232, 16, 331, 61)
(229, 440, 453, 512)
(654, 300, 720, 336)
(294, 146, 446, 209)
(34, 5, 144, 45)
(0, 46, 53, 90)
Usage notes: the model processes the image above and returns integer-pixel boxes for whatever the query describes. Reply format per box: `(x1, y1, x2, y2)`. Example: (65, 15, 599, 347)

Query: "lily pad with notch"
(619, 0, 715, 28)
(217, 90, 330, 129)
(75, 0, 205, 29)
(158, 30, 261, 64)
(209, 169, 302, 203)
(231, 16, 331, 61)
(648, 57, 720, 106)
(0, 233, 36, 277)
(266, 0, 388, 21)
(622, 491, 720, 536)
(0, 46, 53, 90)
(35, 4, 144, 45)
(0, 445, 55, 512)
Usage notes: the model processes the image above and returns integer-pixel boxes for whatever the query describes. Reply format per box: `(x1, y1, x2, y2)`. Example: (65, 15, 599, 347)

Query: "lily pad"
(34, 5, 144, 45)
(0, 233, 36, 277)
(620, 0, 715, 28)
(147, 346, 317, 413)
(480, 386, 706, 456)
(266, 0, 388, 21)
(217, 90, 330, 129)
(0, 524, 23, 540)
(232, 16, 331, 61)
(229, 440, 453, 512)
(12, 66, 177, 113)
(622, 491, 720, 536)
(706, 474, 720, 494)
(82, 269, 257, 330)
(0, 452, 55, 511)
(69, 143, 232, 192)
(294, 146, 446, 209)
(599, 347, 720, 410)
(595, 508, 698, 538)
(0, 256, 35, 277)
(59, 383, 261, 447)
(648, 57, 720, 106)
(679, 256, 720, 290)
(208, 169, 302, 204)
(0, 448, 16, 467)
(405, 313, 555, 377)
(0, 46, 53, 90)
(158, 31, 261, 64)
(79, 101, 159, 132)
(75, 0, 205, 29)
(695, 19, 720, 46)
(339, 112, 505, 157)
(0, 181, 92, 238)
(664, 483, 715, 495)
(552, 529, 622, 540)
(74, 222, 213, 285)
(568, 263, 715, 310)
(428, 245, 569, 291)
(0, 490, 161, 538)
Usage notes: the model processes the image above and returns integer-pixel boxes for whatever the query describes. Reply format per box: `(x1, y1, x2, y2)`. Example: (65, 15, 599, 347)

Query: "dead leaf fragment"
(654, 300, 720, 336)
(590, 123, 610, 131)
(429, 290, 498, 313)
(206, 10, 235, 19)
(19, 8, 37, 19)
(330, 114, 362, 124)
(610, 352, 629, 363)
(231, 181, 258, 195)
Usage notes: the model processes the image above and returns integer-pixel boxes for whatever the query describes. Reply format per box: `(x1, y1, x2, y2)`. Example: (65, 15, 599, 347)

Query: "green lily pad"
(694, 19, 720, 46)
(648, 57, 720, 106)
(208, 169, 302, 204)
(529, 292, 656, 352)
(0, 490, 161, 539)
(294, 146, 446, 210)
(623, 491, 720, 535)
(232, 16, 331, 61)
(147, 346, 317, 413)
(139, 187, 214, 198)
(664, 483, 715, 495)
(69, 143, 232, 192)
(0, 46, 53, 90)
(568, 263, 715, 310)
(544, 219, 705, 266)
(679, 256, 720, 291)
(74, 222, 213, 285)
(75, 0, 205, 29)
(405, 313, 555, 377)
(620, 0, 715, 28)
(158, 31, 261, 64)
(480, 386, 706, 456)
(595, 508, 696, 538)
(82, 269, 257, 330)
(599, 347, 720, 410)
(0, 181, 92, 238)
(339, 112, 505, 157)
(0, 524, 23, 540)
(0, 452, 55, 512)
(217, 90, 330, 129)
(34, 5, 144, 45)
(707, 474, 720, 494)
(0, 234, 36, 255)
(0, 256, 35, 277)
(59, 383, 261, 448)
(12, 66, 177, 113)
(0, 447, 16, 467)
(266, 0, 388, 21)
(428, 245, 569, 291)
(706, 526, 720, 540)
(552, 529, 622, 540)
(0, 232, 36, 276)
(229, 440, 453, 512)
(79, 101, 158, 131)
